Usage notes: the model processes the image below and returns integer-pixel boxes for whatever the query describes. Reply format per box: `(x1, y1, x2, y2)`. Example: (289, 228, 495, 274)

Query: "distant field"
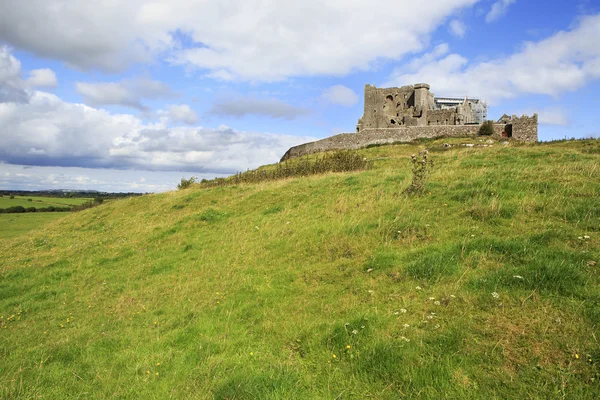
(0, 212, 67, 239)
(0, 195, 92, 209)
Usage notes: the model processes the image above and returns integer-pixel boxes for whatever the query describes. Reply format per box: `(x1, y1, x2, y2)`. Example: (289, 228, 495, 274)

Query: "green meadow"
(0, 137, 599, 399)
(0, 213, 68, 240)
(0, 196, 93, 209)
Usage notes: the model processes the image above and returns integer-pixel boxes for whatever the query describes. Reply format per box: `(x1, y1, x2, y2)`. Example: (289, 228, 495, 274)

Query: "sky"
(1, 0, 599, 193)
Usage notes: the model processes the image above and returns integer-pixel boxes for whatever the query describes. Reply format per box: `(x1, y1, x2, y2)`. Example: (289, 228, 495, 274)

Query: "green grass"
(1, 137, 599, 399)
(0, 196, 93, 209)
(0, 213, 68, 240)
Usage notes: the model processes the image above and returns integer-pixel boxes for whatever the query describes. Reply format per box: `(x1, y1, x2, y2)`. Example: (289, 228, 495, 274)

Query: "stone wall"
(281, 124, 505, 161)
(280, 116, 537, 161)
(511, 114, 538, 142)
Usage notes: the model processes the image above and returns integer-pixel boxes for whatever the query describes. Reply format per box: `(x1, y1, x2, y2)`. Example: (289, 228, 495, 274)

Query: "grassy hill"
(1, 137, 599, 399)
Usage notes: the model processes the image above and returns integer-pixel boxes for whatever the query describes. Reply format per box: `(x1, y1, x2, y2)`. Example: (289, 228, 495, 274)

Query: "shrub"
(9, 195, 14, 199)
(478, 120, 495, 136)
(94, 197, 104, 204)
(404, 150, 434, 195)
(177, 176, 198, 190)
(198, 150, 370, 189)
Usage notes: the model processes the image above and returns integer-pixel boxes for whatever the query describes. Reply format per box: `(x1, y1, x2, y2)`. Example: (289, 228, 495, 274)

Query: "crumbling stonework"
(281, 83, 538, 161)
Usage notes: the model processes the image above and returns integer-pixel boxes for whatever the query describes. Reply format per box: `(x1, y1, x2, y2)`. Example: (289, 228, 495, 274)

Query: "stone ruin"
(281, 83, 538, 161)
(357, 83, 487, 131)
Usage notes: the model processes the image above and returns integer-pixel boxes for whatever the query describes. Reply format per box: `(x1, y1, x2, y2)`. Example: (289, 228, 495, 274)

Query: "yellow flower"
(332, 354, 337, 358)
(346, 345, 351, 349)
(250, 352, 254, 356)
(155, 372, 159, 376)
(146, 370, 150, 374)
(156, 362, 160, 366)
(575, 354, 579, 359)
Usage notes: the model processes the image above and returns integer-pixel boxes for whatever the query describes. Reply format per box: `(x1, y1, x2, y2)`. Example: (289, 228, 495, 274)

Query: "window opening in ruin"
(391, 119, 396, 124)
(386, 95, 393, 102)
(503, 124, 513, 138)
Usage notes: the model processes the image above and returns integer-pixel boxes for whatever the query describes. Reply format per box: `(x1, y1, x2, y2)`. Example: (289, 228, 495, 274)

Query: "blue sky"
(1, 0, 599, 192)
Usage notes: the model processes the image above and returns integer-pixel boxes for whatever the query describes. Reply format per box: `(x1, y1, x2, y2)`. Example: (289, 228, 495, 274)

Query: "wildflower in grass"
(575, 353, 580, 359)
(250, 352, 254, 356)
(434, 301, 441, 306)
(400, 336, 410, 342)
(416, 286, 422, 290)
(400, 309, 407, 313)
(156, 363, 160, 366)
(332, 354, 337, 359)
(513, 275, 524, 280)
(361, 326, 365, 329)
(403, 324, 410, 328)
(344, 322, 349, 326)
(346, 345, 351, 349)
(352, 329, 358, 335)
(367, 290, 374, 294)
(394, 312, 399, 315)
(450, 295, 456, 298)
(155, 372, 159, 376)
(367, 268, 373, 272)
(492, 292, 500, 299)
(427, 315, 434, 320)
(146, 370, 150, 374)
(583, 235, 590, 239)
(429, 297, 435, 301)
(435, 324, 440, 329)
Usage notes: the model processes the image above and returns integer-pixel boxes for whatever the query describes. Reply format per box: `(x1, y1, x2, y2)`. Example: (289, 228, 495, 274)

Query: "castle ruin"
(281, 83, 538, 161)
(357, 83, 487, 131)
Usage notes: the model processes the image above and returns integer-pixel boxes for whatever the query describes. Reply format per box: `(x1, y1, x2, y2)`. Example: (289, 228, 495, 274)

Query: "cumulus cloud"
(75, 77, 175, 110)
(449, 20, 467, 37)
(0, 90, 315, 174)
(486, 0, 516, 23)
(209, 95, 310, 120)
(0, 0, 479, 80)
(26, 69, 58, 88)
(385, 13, 600, 104)
(537, 108, 570, 126)
(0, 46, 30, 103)
(160, 104, 199, 125)
(320, 85, 359, 107)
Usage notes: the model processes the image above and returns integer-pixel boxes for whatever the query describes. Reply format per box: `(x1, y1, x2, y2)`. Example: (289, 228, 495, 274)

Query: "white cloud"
(537, 108, 569, 126)
(27, 69, 58, 88)
(75, 77, 175, 110)
(0, 46, 30, 103)
(160, 104, 199, 125)
(0, 90, 315, 174)
(209, 95, 310, 119)
(321, 85, 359, 107)
(449, 20, 467, 37)
(0, 49, 314, 174)
(385, 14, 600, 104)
(486, 0, 516, 23)
(0, 0, 480, 81)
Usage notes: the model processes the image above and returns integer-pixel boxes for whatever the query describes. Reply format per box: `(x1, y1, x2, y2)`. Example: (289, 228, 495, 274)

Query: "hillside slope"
(1, 138, 599, 399)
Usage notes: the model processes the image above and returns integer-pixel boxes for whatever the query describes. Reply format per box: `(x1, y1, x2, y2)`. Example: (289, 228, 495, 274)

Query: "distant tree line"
(0, 190, 146, 198)
(0, 206, 71, 214)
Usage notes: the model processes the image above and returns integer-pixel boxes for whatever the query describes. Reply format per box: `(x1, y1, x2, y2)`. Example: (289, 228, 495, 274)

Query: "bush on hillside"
(177, 177, 198, 190)
(478, 120, 495, 136)
(200, 151, 371, 188)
